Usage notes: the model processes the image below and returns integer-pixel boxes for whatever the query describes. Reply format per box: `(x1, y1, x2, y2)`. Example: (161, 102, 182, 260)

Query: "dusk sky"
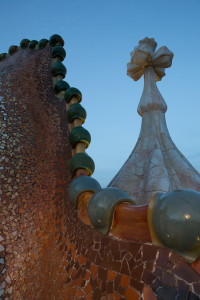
(1, 0, 200, 186)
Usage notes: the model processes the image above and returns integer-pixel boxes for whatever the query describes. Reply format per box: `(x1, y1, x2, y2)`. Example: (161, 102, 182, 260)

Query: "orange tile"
(79, 255, 87, 265)
(191, 257, 200, 275)
(125, 287, 140, 300)
(69, 286, 77, 297)
(90, 264, 98, 278)
(107, 270, 116, 281)
(71, 279, 78, 287)
(84, 282, 92, 294)
(120, 274, 130, 288)
(109, 293, 120, 300)
(71, 269, 77, 279)
(86, 294, 92, 300)
(77, 289, 85, 297)
(85, 271, 90, 281)
(77, 277, 82, 286)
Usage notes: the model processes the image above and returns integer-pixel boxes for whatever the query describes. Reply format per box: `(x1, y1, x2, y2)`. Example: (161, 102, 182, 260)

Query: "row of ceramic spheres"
(0, 35, 65, 60)
(0, 33, 95, 176)
(50, 35, 136, 235)
(49, 34, 95, 177)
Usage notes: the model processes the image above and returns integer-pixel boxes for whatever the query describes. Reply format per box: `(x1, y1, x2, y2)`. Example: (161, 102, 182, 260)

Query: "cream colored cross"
(127, 37, 173, 81)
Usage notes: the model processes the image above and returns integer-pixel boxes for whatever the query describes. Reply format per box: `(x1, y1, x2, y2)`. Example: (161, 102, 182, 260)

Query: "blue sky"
(1, 0, 200, 186)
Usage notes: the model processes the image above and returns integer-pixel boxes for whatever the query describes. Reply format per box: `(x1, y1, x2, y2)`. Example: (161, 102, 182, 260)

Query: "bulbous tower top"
(109, 37, 200, 205)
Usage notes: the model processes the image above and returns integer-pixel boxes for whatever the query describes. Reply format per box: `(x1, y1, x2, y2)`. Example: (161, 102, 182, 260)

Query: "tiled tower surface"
(0, 44, 200, 299)
(109, 38, 200, 205)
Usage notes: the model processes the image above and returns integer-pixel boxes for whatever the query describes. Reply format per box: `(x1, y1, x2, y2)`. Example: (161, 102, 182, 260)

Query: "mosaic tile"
(0, 40, 200, 300)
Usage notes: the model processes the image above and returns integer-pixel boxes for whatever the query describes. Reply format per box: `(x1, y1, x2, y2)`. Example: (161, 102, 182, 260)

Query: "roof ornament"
(109, 37, 200, 205)
(127, 37, 173, 81)
(128, 37, 173, 116)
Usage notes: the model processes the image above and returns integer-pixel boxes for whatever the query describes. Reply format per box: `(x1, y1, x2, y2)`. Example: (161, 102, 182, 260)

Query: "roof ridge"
(0, 34, 64, 61)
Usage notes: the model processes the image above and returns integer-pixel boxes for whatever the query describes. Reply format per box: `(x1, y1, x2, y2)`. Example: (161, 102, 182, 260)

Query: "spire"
(109, 37, 200, 205)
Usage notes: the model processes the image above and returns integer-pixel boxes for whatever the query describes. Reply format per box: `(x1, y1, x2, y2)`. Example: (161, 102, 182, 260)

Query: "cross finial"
(109, 38, 200, 207)
(127, 37, 173, 82)
(127, 38, 174, 116)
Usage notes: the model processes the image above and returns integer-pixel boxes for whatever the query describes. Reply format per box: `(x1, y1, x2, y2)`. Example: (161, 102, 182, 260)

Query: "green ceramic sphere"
(29, 40, 38, 50)
(64, 87, 82, 103)
(67, 103, 86, 124)
(20, 39, 30, 49)
(8, 46, 18, 55)
(54, 80, 70, 94)
(0, 53, 7, 61)
(152, 189, 200, 254)
(49, 34, 64, 47)
(51, 46, 66, 61)
(38, 39, 49, 49)
(68, 176, 101, 207)
(69, 153, 95, 176)
(51, 61, 67, 77)
(69, 126, 91, 149)
(88, 187, 135, 235)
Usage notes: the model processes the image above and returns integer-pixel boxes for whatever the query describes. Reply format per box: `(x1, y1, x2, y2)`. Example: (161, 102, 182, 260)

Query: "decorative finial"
(127, 38, 174, 116)
(109, 38, 200, 205)
(127, 37, 173, 82)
